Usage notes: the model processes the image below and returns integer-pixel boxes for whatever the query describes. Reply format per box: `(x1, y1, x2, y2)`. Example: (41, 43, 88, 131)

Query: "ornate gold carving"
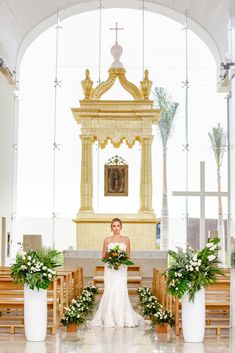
(81, 69, 94, 99)
(92, 70, 117, 99)
(95, 135, 138, 149)
(90, 67, 143, 100)
(140, 69, 152, 100)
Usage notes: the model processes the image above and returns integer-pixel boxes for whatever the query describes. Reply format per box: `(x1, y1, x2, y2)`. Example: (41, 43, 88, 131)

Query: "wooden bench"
(0, 277, 59, 334)
(93, 265, 142, 294)
(56, 267, 83, 318)
(152, 268, 230, 336)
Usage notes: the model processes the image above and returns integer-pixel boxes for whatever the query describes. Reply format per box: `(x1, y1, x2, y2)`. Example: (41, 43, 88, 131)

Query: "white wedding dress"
(90, 242, 147, 327)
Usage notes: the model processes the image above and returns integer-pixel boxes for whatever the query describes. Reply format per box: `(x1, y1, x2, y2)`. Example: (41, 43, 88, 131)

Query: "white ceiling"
(0, 0, 233, 73)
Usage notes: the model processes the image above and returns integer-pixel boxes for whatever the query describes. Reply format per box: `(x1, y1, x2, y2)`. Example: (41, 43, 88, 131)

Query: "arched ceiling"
(0, 0, 233, 74)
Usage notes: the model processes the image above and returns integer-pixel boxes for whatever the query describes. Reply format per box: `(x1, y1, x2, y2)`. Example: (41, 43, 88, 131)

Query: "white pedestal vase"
(24, 285, 47, 341)
(181, 288, 205, 342)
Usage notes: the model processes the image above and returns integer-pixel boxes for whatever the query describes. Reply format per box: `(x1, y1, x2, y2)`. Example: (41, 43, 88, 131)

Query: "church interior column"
(229, 15, 235, 328)
(79, 135, 93, 212)
(139, 136, 153, 212)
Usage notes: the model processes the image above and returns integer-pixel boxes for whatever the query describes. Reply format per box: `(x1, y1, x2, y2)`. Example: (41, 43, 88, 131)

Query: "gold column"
(79, 136, 93, 212)
(139, 136, 153, 212)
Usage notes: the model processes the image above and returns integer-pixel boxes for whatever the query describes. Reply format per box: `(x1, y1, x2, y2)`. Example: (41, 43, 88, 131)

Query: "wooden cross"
(109, 22, 123, 44)
(172, 161, 228, 249)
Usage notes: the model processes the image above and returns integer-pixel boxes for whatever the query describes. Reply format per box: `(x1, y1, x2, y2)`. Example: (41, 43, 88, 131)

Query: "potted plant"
(165, 237, 223, 342)
(61, 284, 98, 331)
(11, 248, 63, 341)
(150, 306, 175, 333)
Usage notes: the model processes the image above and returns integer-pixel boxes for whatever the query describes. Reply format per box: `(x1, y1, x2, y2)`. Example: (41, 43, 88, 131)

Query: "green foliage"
(153, 86, 179, 147)
(61, 284, 98, 326)
(150, 308, 175, 328)
(10, 248, 63, 290)
(137, 287, 175, 328)
(165, 238, 224, 301)
(102, 244, 134, 270)
(208, 123, 227, 169)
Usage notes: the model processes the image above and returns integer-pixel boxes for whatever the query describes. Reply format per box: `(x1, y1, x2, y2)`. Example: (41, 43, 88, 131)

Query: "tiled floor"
(0, 326, 233, 353)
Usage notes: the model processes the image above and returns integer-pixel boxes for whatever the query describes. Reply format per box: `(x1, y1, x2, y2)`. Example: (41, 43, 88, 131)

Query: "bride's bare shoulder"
(121, 236, 130, 243)
(104, 235, 112, 243)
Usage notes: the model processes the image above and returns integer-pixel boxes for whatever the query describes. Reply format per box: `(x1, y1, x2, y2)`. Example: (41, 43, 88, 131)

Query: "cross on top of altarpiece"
(109, 22, 124, 44)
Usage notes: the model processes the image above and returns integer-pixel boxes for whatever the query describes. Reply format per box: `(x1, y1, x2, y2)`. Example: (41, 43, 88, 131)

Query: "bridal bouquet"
(102, 244, 134, 270)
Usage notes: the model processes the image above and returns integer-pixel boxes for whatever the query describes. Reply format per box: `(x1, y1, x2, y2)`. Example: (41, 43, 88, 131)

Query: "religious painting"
(105, 164, 128, 196)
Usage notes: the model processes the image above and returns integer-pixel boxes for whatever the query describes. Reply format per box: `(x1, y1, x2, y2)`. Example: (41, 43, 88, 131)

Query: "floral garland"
(137, 287, 175, 328)
(61, 284, 98, 327)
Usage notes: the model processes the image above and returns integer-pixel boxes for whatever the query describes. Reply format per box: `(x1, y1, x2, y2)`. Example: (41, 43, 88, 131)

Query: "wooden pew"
(93, 265, 142, 294)
(56, 267, 83, 319)
(0, 277, 59, 334)
(0, 266, 84, 329)
(152, 267, 230, 336)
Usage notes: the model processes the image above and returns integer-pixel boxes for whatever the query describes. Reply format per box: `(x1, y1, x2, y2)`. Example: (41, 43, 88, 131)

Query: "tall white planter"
(181, 288, 205, 342)
(24, 285, 47, 341)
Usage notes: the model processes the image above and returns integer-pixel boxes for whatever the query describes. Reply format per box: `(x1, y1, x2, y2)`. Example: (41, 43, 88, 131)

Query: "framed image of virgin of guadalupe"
(104, 156, 128, 196)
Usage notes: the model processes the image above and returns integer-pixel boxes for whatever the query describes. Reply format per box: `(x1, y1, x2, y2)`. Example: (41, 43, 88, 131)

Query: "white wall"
(0, 73, 16, 263)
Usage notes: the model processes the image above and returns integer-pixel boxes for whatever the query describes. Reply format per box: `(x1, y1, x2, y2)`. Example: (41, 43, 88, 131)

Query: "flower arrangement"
(150, 307, 175, 328)
(101, 244, 134, 270)
(61, 284, 98, 327)
(137, 287, 161, 316)
(137, 287, 175, 328)
(11, 248, 63, 290)
(166, 237, 224, 301)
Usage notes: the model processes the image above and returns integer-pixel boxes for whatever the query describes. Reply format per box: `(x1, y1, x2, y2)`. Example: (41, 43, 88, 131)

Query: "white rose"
(48, 273, 52, 279)
(195, 267, 199, 271)
(208, 255, 216, 261)
(206, 242, 213, 248)
(28, 256, 31, 260)
(193, 254, 198, 261)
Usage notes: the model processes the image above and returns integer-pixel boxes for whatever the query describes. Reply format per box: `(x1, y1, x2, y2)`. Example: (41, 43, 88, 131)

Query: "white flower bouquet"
(11, 248, 63, 290)
(166, 237, 224, 301)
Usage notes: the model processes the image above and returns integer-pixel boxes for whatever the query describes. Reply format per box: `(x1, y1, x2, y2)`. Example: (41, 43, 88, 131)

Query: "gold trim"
(89, 68, 143, 100)
(73, 219, 159, 224)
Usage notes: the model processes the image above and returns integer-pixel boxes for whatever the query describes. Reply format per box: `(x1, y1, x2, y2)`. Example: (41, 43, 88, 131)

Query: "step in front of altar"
(63, 250, 168, 277)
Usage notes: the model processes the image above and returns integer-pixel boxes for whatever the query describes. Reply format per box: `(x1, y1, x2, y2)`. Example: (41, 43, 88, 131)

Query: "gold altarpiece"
(72, 66, 160, 250)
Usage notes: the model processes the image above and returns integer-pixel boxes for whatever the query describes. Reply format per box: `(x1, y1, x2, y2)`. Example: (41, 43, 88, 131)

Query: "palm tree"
(153, 87, 179, 250)
(208, 123, 227, 265)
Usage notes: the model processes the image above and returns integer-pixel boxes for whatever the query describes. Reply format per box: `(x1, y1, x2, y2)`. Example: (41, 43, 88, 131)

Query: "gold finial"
(140, 69, 152, 100)
(81, 69, 93, 99)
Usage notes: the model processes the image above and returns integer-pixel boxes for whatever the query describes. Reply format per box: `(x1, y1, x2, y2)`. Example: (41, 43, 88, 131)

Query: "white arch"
(16, 0, 222, 76)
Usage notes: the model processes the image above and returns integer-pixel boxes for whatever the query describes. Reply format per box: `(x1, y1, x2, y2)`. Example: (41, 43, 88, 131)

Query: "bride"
(90, 218, 147, 327)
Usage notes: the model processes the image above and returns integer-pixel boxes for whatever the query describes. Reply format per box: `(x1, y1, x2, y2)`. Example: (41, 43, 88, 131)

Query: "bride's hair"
(111, 218, 122, 229)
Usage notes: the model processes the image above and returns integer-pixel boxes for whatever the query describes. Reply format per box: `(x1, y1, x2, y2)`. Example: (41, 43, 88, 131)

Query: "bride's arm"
(126, 238, 131, 257)
(102, 238, 108, 258)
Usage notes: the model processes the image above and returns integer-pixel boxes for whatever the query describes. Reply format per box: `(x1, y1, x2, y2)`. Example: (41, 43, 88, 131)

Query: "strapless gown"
(90, 242, 147, 327)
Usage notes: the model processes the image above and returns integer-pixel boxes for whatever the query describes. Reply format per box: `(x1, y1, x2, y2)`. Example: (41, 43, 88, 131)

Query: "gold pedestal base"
(73, 212, 158, 250)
